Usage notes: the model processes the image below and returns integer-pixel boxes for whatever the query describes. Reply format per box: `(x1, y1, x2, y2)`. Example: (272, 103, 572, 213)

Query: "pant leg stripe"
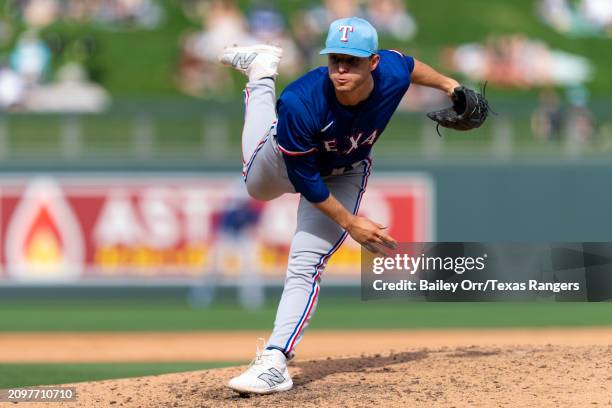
(352, 158, 372, 213)
(284, 231, 345, 353)
(284, 158, 372, 353)
(242, 118, 277, 182)
(241, 87, 251, 164)
(242, 136, 268, 182)
(286, 285, 320, 352)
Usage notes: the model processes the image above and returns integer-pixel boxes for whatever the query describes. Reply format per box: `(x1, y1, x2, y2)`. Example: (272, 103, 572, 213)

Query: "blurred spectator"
(93, 0, 164, 30)
(247, 4, 301, 76)
(10, 0, 164, 29)
(42, 32, 104, 85)
(442, 35, 593, 88)
(64, 0, 97, 22)
(303, 0, 363, 36)
(189, 179, 264, 310)
(177, 38, 231, 97)
(565, 85, 595, 143)
(537, 0, 574, 33)
(23, 62, 110, 112)
(291, 10, 320, 68)
(537, 0, 612, 37)
(177, 0, 301, 96)
(531, 89, 564, 141)
(188, 0, 251, 62)
(10, 30, 51, 86)
(531, 87, 595, 145)
(0, 63, 26, 110)
(22, 0, 60, 28)
(580, 0, 612, 33)
(366, 0, 417, 41)
(177, 0, 249, 96)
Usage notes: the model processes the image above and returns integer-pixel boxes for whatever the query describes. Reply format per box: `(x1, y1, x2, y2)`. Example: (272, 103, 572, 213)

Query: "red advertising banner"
(0, 174, 433, 283)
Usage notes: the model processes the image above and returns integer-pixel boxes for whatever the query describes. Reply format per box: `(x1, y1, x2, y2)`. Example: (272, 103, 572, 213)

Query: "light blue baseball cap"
(320, 17, 378, 58)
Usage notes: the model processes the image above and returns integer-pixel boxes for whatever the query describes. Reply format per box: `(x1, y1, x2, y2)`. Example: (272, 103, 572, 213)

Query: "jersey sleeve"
(275, 94, 318, 155)
(275, 93, 330, 203)
(388, 49, 415, 75)
(283, 154, 330, 203)
(404, 55, 415, 73)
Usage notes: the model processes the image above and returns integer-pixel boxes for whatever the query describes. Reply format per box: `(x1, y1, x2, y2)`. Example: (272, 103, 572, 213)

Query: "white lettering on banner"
(94, 188, 217, 248)
(93, 190, 144, 246)
(182, 189, 213, 242)
(141, 188, 180, 249)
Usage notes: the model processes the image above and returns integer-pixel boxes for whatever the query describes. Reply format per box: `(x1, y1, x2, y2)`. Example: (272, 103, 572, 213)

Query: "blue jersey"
(275, 49, 415, 203)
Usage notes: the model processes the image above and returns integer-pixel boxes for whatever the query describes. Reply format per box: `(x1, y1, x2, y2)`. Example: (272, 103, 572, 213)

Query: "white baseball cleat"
(219, 44, 283, 81)
(227, 340, 293, 394)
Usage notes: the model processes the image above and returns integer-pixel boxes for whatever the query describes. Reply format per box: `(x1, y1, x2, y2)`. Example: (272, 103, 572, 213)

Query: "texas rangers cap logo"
(339, 25, 354, 42)
(320, 17, 378, 58)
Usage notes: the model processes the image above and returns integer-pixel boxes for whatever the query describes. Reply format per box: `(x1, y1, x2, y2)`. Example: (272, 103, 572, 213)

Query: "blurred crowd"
(538, 0, 612, 37)
(441, 35, 593, 89)
(0, 0, 419, 109)
(0, 0, 168, 111)
(177, 0, 417, 97)
(0, 0, 606, 146)
(6, 0, 163, 29)
(174, 0, 603, 137)
(0, 28, 109, 111)
(531, 87, 596, 143)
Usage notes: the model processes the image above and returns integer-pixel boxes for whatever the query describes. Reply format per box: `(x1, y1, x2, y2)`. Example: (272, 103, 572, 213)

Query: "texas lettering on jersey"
(322, 129, 379, 154)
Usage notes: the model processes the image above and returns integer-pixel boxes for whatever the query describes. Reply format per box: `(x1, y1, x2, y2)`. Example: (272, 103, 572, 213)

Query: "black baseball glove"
(427, 86, 490, 136)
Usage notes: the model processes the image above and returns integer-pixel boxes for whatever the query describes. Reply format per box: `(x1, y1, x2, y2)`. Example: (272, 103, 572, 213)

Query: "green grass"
(0, 361, 239, 388)
(0, 298, 610, 332)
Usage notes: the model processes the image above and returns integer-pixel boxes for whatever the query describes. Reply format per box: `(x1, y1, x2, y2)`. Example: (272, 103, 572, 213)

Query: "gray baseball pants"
(241, 78, 371, 356)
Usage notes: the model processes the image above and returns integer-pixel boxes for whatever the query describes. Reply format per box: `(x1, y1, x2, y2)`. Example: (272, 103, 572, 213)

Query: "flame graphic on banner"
(5, 178, 84, 281)
(24, 206, 64, 270)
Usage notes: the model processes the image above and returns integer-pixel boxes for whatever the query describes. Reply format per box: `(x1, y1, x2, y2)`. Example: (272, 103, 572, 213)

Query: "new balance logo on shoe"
(257, 367, 286, 387)
(219, 45, 281, 81)
(233, 53, 257, 69)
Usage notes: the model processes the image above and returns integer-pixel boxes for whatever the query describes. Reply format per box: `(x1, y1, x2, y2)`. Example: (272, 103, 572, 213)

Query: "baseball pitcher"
(219, 16, 487, 394)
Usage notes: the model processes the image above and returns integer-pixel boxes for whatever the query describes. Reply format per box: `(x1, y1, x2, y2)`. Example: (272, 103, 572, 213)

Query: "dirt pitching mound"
(47, 345, 610, 408)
